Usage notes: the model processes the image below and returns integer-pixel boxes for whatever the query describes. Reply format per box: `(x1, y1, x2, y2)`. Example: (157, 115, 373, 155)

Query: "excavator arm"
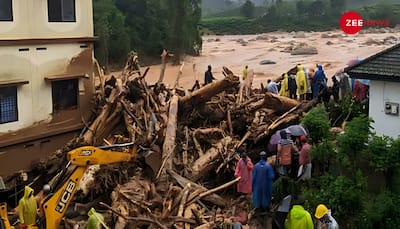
(42, 146, 135, 228)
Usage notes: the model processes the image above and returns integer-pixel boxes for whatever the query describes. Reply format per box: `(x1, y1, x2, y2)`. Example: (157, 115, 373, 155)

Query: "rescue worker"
(279, 73, 290, 97)
(298, 136, 312, 180)
(37, 184, 51, 227)
(18, 186, 37, 229)
(242, 65, 248, 81)
(296, 64, 307, 100)
(284, 195, 314, 229)
(277, 130, 298, 177)
(315, 204, 339, 229)
(87, 207, 105, 229)
(234, 152, 254, 195)
(267, 79, 280, 95)
(204, 65, 216, 85)
(312, 64, 327, 99)
(252, 151, 275, 211)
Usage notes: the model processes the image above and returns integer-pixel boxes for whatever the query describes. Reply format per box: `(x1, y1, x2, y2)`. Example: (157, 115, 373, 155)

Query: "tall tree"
(241, 0, 256, 18)
(93, 0, 130, 69)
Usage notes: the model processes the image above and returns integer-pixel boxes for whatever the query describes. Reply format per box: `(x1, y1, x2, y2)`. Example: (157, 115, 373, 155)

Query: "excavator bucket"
(143, 151, 162, 176)
(98, 143, 161, 175)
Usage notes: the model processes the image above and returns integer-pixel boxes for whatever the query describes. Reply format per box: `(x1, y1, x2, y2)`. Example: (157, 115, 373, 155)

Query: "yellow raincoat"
(296, 65, 307, 95)
(279, 74, 289, 97)
(87, 207, 104, 229)
(18, 186, 37, 226)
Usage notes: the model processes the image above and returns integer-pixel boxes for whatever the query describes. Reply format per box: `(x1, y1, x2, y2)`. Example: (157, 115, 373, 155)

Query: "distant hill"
(202, 0, 399, 17)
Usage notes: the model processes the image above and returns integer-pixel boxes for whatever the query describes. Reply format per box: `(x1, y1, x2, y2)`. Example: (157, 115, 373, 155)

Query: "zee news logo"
(55, 180, 76, 213)
(340, 11, 390, 34)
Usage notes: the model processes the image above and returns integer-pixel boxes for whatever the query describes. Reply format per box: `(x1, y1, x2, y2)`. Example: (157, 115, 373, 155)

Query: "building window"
(48, 0, 76, 22)
(52, 79, 78, 111)
(0, 87, 18, 124)
(0, 0, 13, 21)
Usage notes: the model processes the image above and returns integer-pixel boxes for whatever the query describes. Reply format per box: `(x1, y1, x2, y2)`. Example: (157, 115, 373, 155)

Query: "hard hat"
(43, 184, 51, 194)
(259, 151, 267, 157)
(315, 204, 329, 219)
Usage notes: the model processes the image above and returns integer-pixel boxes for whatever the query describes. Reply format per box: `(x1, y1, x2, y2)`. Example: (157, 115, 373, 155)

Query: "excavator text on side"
(0, 145, 140, 229)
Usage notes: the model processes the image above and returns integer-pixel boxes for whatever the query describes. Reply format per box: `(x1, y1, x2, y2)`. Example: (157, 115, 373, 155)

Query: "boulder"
(291, 45, 318, 55)
(293, 31, 306, 38)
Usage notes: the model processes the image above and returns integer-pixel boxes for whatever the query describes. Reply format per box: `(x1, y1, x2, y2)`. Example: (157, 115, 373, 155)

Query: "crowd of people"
(201, 63, 368, 108)
(232, 127, 338, 228)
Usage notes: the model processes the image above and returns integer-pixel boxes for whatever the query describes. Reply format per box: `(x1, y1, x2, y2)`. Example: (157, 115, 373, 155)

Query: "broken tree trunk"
(248, 92, 299, 113)
(157, 95, 179, 178)
(83, 100, 123, 145)
(179, 69, 239, 113)
(167, 170, 226, 207)
(190, 136, 232, 181)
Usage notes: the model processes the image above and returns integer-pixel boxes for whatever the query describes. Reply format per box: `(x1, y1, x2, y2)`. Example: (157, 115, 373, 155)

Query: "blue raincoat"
(252, 159, 275, 209)
(312, 65, 326, 98)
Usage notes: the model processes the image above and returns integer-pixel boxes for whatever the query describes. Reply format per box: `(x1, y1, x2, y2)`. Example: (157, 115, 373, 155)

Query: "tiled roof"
(344, 43, 400, 82)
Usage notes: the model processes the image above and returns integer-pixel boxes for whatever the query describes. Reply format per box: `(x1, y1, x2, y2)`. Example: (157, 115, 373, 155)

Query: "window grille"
(0, 86, 18, 124)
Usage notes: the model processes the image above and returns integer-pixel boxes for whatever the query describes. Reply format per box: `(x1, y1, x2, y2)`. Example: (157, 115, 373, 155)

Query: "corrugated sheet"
(345, 43, 400, 81)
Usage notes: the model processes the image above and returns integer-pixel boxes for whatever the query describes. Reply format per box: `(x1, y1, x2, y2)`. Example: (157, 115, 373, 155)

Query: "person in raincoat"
(312, 64, 327, 99)
(296, 64, 307, 100)
(252, 151, 275, 210)
(87, 207, 105, 229)
(279, 73, 290, 97)
(235, 152, 254, 195)
(314, 204, 339, 229)
(18, 186, 37, 228)
(284, 195, 314, 229)
(242, 65, 248, 81)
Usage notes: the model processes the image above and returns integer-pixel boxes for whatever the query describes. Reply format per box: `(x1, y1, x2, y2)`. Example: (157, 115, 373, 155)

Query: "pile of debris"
(22, 51, 318, 228)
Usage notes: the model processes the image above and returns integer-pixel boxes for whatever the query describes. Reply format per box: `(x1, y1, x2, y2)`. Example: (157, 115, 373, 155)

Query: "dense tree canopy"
(93, 0, 202, 68)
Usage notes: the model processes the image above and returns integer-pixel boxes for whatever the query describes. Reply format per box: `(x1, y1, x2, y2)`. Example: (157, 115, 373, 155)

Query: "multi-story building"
(0, 0, 95, 176)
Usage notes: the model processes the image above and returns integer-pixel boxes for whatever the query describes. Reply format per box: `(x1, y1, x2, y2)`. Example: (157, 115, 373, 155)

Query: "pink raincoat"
(235, 157, 254, 194)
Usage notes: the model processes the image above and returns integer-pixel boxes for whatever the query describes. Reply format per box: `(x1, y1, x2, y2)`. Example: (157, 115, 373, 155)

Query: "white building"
(0, 0, 95, 176)
(345, 43, 400, 139)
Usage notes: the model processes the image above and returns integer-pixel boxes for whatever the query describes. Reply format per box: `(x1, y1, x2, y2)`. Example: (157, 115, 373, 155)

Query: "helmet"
(315, 204, 328, 219)
(259, 151, 267, 157)
(43, 184, 51, 195)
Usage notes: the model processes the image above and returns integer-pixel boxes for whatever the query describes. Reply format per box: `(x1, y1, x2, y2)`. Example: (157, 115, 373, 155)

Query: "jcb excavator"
(0, 145, 147, 229)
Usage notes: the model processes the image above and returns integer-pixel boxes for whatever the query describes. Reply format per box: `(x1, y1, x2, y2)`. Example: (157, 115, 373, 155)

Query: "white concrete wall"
(369, 80, 400, 139)
(0, 44, 91, 132)
(0, 0, 93, 39)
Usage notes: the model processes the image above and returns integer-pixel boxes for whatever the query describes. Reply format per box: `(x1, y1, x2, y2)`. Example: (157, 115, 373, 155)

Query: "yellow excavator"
(0, 145, 147, 229)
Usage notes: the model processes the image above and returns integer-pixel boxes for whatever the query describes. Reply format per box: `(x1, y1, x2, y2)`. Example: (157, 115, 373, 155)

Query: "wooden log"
(100, 202, 167, 229)
(187, 177, 240, 206)
(83, 100, 123, 145)
(194, 222, 215, 229)
(190, 136, 232, 181)
(157, 95, 179, 178)
(177, 183, 191, 217)
(248, 92, 299, 113)
(158, 49, 173, 83)
(179, 69, 239, 113)
(167, 170, 226, 207)
(183, 204, 196, 229)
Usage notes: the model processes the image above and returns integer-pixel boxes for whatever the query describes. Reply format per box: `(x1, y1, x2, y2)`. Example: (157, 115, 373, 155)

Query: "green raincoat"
(87, 207, 104, 229)
(18, 186, 37, 225)
(285, 205, 314, 229)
